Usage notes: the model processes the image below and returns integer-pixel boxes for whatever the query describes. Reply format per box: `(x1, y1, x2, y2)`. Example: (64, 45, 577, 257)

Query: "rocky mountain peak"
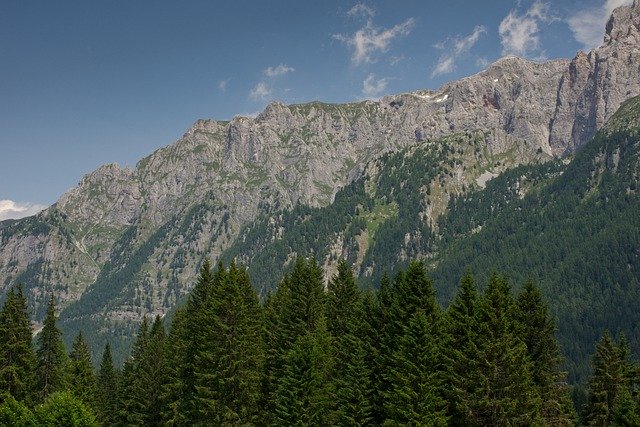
(605, 0, 640, 45)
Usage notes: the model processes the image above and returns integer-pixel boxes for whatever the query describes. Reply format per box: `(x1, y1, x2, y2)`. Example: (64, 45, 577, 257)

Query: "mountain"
(1, 1, 639, 363)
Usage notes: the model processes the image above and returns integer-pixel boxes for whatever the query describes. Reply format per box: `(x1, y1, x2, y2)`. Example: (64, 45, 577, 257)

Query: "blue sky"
(0, 0, 632, 219)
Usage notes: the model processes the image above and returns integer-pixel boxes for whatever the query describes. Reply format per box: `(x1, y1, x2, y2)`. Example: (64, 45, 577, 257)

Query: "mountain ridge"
(1, 0, 640, 363)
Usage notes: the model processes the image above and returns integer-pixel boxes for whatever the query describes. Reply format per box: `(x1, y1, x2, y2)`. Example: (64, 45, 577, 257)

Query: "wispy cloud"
(347, 3, 374, 19)
(249, 82, 272, 101)
(264, 64, 295, 78)
(362, 73, 388, 98)
(334, 5, 415, 66)
(218, 78, 230, 92)
(431, 25, 487, 78)
(499, 1, 554, 58)
(0, 200, 47, 221)
(249, 63, 295, 101)
(567, 0, 632, 50)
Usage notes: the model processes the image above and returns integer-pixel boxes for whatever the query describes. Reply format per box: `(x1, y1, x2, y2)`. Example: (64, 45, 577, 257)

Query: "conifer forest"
(1, 257, 638, 426)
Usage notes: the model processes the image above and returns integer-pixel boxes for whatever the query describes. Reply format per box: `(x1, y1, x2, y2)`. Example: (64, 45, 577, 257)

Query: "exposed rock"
(0, 1, 639, 350)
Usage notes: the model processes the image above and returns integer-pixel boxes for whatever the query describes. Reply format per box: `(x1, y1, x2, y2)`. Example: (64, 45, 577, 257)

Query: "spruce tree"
(367, 273, 394, 425)
(193, 262, 263, 424)
(96, 342, 118, 426)
(0, 286, 36, 403)
(384, 311, 448, 426)
(116, 316, 150, 425)
(515, 281, 575, 425)
(327, 259, 359, 338)
(383, 261, 443, 421)
(584, 331, 627, 425)
(273, 315, 333, 426)
(327, 260, 372, 425)
(444, 269, 479, 424)
(162, 260, 215, 425)
(139, 316, 167, 426)
(67, 332, 96, 409)
(35, 293, 68, 401)
(612, 386, 640, 426)
(268, 258, 332, 424)
(461, 273, 541, 425)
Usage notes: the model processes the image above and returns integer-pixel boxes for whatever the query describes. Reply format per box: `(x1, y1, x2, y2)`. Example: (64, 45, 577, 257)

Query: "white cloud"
(334, 6, 415, 66)
(249, 82, 272, 100)
(264, 64, 295, 78)
(476, 57, 490, 68)
(347, 3, 375, 19)
(499, 1, 553, 57)
(0, 200, 47, 221)
(362, 73, 388, 98)
(567, 0, 632, 50)
(432, 57, 455, 77)
(218, 78, 230, 92)
(431, 25, 487, 78)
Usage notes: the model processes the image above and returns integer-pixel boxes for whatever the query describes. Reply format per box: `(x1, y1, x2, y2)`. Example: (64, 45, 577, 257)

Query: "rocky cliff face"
(551, 0, 640, 154)
(0, 1, 639, 346)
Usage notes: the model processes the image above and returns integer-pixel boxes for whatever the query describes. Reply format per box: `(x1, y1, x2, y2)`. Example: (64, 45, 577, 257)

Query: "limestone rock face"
(551, 0, 640, 154)
(0, 1, 639, 333)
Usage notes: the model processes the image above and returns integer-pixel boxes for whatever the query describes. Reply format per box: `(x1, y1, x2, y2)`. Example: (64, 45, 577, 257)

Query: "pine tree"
(390, 261, 440, 329)
(444, 269, 479, 424)
(461, 273, 541, 425)
(117, 316, 150, 425)
(267, 258, 332, 424)
(367, 273, 394, 425)
(0, 286, 36, 403)
(193, 262, 263, 424)
(67, 332, 96, 410)
(383, 261, 443, 422)
(35, 293, 68, 401)
(162, 260, 215, 425)
(139, 316, 167, 426)
(515, 281, 575, 425)
(280, 257, 326, 346)
(584, 331, 627, 425)
(327, 260, 372, 425)
(273, 315, 333, 426)
(259, 279, 290, 425)
(96, 342, 118, 426)
(612, 386, 640, 426)
(384, 311, 448, 426)
(327, 259, 359, 338)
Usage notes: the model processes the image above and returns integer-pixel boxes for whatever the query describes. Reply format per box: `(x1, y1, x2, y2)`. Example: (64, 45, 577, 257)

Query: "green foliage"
(117, 316, 168, 425)
(34, 391, 97, 427)
(0, 393, 36, 426)
(383, 311, 447, 426)
(192, 262, 264, 424)
(96, 343, 118, 426)
(273, 317, 333, 426)
(327, 260, 372, 425)
(67, 332, 96, 409)
(515, 281, 575, 425)
(35, 294, 68, 401)
(460, 274, 541, 425)
(0, 286, 36, 403)
(584, 331, 629, 425)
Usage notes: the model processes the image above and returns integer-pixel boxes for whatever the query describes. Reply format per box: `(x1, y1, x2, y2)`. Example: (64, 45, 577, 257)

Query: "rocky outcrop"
(0, 1, 639, 337)
(551, 0, 640, 154)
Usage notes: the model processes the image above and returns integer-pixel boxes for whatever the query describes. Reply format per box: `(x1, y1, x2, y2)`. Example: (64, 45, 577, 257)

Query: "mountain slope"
(0, 1, 639, 363)
(431, 96, 640, 384)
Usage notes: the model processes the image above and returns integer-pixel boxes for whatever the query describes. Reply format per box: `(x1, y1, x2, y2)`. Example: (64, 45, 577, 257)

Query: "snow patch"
(434, 94, 449, 103)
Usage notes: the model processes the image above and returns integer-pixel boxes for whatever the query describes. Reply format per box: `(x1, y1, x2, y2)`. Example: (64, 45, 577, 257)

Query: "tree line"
(1, 258, 638, 425)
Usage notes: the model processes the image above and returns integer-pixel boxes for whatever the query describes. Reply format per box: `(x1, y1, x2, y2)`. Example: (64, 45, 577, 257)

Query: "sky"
(0, 0, 633, 219)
